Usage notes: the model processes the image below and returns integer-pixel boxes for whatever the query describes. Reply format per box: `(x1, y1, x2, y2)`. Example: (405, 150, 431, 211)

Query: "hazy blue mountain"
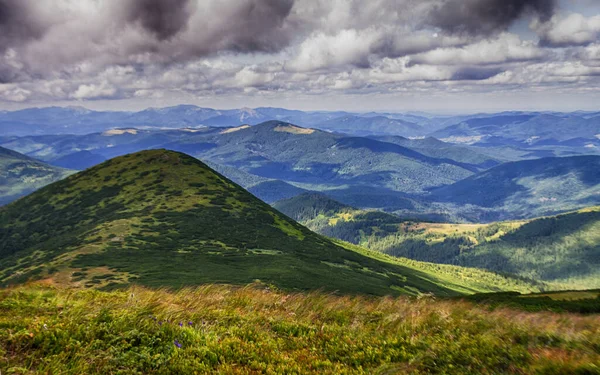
(51, 151, 107, 170)
(429, 155, 600, 221)
(204, 161, 308, 203)
(432, 113, 600, 144)
(315, 115, 424, 137)
(2, 106, 599, 156)
(370, 135, 502, 169)
(248, 180, 308, 203)
(176, 121, 475, 193)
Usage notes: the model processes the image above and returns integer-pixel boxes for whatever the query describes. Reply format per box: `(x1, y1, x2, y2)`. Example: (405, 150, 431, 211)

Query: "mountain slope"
(383, 207, 600, 288)
(430, 155, 600, 220)
(0, 146, 73, 205)
(275, 194, 600, 289)
(370, 135, 501, 170)
(0, 149, 487, 296)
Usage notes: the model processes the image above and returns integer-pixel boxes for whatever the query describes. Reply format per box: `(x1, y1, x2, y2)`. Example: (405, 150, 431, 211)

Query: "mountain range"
(1, 121, 599, 222)
(0, 122, 479, 207)
(1, 106, 598, 157)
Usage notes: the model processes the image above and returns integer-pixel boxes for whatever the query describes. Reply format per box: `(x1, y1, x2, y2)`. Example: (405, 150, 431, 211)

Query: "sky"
(0, 0, 600, 113)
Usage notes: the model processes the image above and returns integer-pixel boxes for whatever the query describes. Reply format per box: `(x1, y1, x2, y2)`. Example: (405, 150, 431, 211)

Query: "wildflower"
(174, 339, 182, 349)
(179, 322, 183, 327)
(188, 321, 193, 326)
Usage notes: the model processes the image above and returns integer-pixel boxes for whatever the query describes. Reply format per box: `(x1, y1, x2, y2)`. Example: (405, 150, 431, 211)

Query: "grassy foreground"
(2, 285, 600, 374)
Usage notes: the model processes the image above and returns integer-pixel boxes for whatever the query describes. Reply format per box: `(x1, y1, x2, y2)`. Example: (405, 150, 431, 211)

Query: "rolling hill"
(429, 155, 600, 221)
(0, 149, 535, 296)
(382, 207, 600, 289)
(275, 193, 600, 289)
(0, 146, 73, 205)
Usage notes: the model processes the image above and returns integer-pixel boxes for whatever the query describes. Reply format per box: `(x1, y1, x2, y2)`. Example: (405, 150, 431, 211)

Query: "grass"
(1, 285, 600, 374)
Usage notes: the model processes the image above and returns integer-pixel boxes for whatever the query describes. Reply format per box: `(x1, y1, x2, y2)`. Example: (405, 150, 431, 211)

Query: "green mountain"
(273, 193, 410, 244)
(276, 194, 600, 289)
(0, 149, 533, 296)
(0, 146, 73, 205)
(383, 207, 600, 288)
(430, 155, 600, 221)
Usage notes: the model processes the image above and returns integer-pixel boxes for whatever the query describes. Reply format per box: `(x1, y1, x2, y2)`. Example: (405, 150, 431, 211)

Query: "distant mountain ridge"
(0, 121, 478, 205)
(1, 105, 598, 148)
(429, 155, 600, 221)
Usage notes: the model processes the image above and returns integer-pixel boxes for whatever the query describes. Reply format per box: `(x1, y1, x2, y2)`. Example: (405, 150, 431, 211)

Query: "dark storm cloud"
(1, 0, 599, 104)
(429, 0, 558, 36)
(219, 0, 295, 53)
(0, 0, 48, 50)
(126, 0, 194, 41)
(122, 0, 296, 58)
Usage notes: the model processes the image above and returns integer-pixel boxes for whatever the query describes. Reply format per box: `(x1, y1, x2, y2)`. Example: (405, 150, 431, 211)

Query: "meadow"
(1, 285, 600, 374)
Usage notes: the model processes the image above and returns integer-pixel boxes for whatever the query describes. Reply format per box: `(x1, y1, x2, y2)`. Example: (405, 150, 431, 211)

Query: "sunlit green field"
(2, 285, 600, 374)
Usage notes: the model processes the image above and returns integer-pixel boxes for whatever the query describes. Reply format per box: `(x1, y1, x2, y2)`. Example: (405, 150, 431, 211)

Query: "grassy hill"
(275, 194, 600, 289)
(0, 146, 73, 205)
(430, 155, 600, 221)
(2, 285, 599, 374)
(0, 149, 533, 296)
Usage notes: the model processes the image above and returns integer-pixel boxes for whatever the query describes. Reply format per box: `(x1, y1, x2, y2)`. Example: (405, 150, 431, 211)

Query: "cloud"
(0, 0, 51, 50)
(125, 0, 195, 41)
(410, 33, 546, 66)
(428, 0, 558, 36)
(0, 0, 598, 106)
(533, 13, 600, 47)
(70, 82, 118, 100)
